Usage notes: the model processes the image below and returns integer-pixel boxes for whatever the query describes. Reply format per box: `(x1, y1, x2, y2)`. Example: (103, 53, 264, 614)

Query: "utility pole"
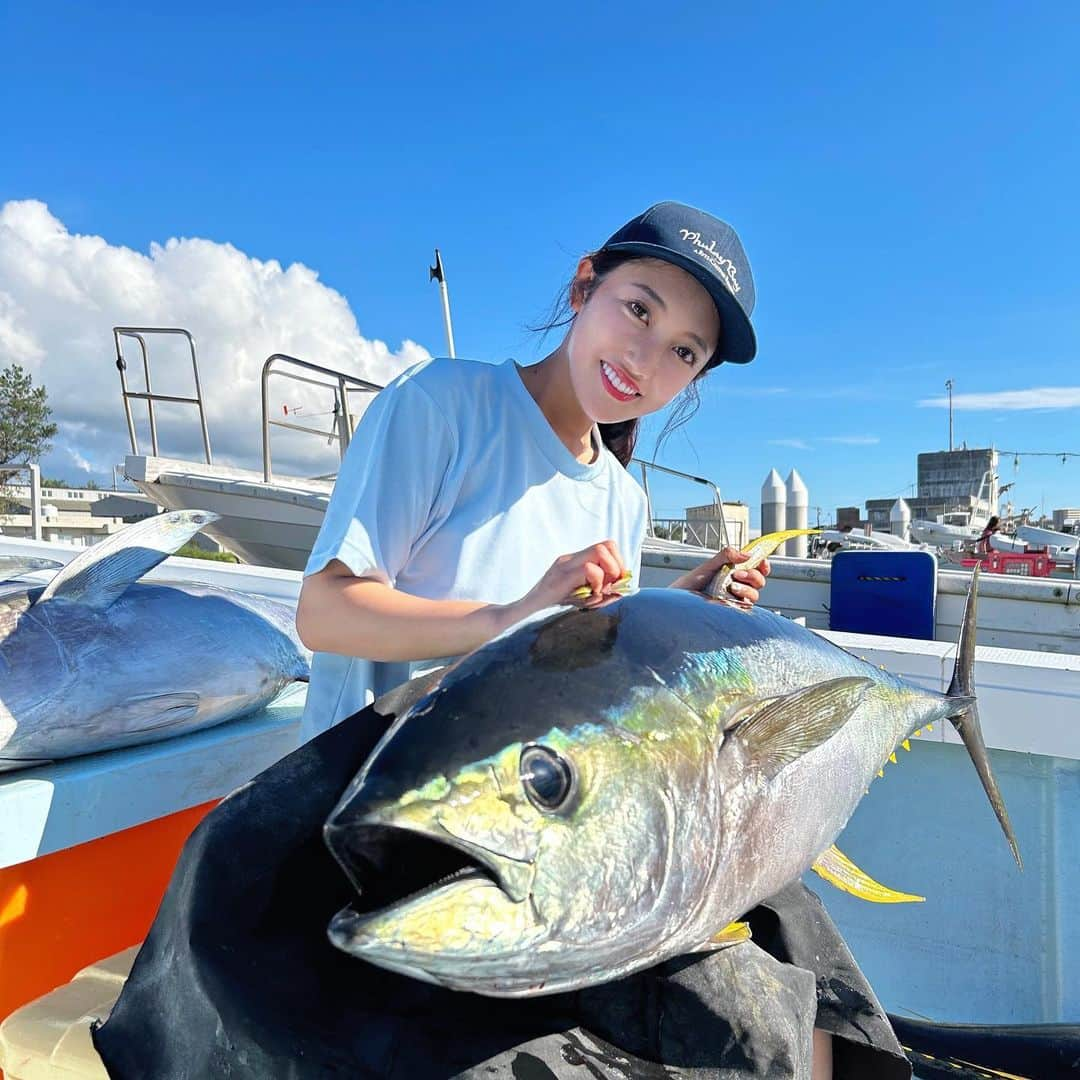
(945, 379, 954, 451)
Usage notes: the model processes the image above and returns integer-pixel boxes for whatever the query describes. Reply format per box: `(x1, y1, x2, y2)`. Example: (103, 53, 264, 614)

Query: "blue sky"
(2, 2, 1079, 524)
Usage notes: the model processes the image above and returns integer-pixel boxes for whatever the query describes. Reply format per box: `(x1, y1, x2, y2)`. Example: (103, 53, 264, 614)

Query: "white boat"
(117, 328, 754, 568)
(819, 528, 926, 553)
(909, 468, 999, 549)
(1017, 523, 1079, 570)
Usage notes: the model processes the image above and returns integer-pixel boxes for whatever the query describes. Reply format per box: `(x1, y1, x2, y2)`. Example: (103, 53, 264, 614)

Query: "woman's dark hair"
(531, 248, 725, 467)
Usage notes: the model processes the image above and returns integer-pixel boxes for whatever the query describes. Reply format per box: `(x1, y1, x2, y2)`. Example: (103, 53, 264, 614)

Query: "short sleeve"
(305, 373, 456, 585)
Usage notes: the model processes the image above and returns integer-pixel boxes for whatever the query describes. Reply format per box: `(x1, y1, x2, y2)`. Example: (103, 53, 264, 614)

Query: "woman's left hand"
(669, 547, 770, 605)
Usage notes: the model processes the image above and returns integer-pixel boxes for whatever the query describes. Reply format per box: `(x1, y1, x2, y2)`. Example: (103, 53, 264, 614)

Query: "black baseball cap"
(601, 201, 757, 363)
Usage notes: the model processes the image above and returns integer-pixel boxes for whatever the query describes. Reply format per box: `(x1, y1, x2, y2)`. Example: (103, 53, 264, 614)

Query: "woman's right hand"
(498, 540, 628, 630)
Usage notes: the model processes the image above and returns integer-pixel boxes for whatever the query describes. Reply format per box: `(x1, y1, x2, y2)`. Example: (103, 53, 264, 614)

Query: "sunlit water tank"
(890, 498, 911, 541)
(761, 469, 786, 537)
(785, 469, 808, 556)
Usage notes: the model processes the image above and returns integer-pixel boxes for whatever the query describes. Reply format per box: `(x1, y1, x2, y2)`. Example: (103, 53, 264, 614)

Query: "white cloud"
(768, 438, 812, 450)
(919, 387, 1080, 411)
(0, 200, 430, 481)
(822, 435, 880, 445)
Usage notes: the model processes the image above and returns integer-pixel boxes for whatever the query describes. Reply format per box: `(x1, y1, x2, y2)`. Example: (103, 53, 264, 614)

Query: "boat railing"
(631, 458, 735, 550)
(260, 354, 382, 483)
(114, 327, 213, 464)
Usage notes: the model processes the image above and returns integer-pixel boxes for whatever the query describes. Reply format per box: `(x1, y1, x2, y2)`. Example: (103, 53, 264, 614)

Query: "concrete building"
(865, 447, 998, 533)
(917, 447, 998, 507)
(0, 484, 126, 546)
(1053, 508, 1080, 533)
(865, 493, 988, 531)
(683, 501, 751, 550)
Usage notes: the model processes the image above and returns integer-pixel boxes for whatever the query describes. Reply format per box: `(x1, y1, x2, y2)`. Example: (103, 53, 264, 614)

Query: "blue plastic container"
(829, 550, 938, 640)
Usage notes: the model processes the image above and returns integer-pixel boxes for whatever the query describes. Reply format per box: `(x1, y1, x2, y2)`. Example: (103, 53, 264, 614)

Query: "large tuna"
(0, 510, 309, 769)
(325, 546, 1017, 998)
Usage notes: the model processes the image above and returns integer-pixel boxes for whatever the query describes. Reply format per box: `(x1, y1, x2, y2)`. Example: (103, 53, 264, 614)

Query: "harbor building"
(0, 484, 126, 546)
(0, 483, 226, 553)
(1053, 508, 1080, 533)
(865, 447, 998, 532)
(678, 501, 751, 549)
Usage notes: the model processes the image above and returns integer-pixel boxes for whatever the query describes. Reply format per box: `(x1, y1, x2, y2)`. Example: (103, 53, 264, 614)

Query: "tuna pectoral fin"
(736, 677, 872, 779)
(103, 692, 201, 732)
(0, 757, 54, 772)
(0, 556, 64, 580)
(812, 844, 924, 904)
(693, 921, 752, 952)
(947, 565, 1023, 870)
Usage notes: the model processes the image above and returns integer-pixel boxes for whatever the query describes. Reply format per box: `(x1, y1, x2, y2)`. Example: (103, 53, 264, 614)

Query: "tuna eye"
(520, 745, 574, 812)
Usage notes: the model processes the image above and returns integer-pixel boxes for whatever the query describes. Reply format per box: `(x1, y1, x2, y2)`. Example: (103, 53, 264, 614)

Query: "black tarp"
(94, 674, 911, 1079)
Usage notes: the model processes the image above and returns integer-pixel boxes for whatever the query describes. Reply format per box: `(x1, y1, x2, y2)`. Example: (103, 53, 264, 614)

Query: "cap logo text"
(679, 229, 741, 294)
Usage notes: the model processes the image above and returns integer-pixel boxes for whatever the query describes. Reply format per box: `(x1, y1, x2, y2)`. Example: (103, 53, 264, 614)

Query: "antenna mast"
(945, 378, 954, 451)
(429, 249, 457, 358)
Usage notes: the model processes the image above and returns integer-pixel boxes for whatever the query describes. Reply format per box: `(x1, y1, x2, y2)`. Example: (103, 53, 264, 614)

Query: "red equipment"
(961, 550, 1054, 577)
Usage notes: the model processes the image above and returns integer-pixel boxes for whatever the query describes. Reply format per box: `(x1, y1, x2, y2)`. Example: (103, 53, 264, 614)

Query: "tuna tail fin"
(947, 566, 1022, 870)
(34, 509, 221, 610)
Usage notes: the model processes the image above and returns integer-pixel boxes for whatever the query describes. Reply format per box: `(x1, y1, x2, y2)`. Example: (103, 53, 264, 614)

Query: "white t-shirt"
(299, 356, 649, 742)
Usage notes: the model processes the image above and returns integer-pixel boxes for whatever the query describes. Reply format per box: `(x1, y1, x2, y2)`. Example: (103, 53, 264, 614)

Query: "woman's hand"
(500, 541, 628, 627)
(669, 546, 770, 605)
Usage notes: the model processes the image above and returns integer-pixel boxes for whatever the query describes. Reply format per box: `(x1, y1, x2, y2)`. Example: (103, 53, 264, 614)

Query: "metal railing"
(0, 463, 43, 540)
(649, 517, 743, 551)
(631, 458, 735, 551)
(260, 354, 382, 483)
(114, 327, 213, 463)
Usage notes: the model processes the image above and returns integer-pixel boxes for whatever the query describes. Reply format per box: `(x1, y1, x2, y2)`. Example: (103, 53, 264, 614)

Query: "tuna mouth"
(325, 821, 502, 915)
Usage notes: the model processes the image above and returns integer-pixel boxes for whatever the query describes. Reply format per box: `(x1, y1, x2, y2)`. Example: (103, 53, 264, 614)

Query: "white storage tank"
(785, 469, 809, 556)
(890, 498, 911, 541)
(761, 469, 786, 537)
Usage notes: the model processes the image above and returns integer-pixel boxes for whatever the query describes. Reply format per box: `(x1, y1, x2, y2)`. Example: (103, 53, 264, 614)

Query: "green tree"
(0, 364, 58, 468)
(0, 365, 58, 512)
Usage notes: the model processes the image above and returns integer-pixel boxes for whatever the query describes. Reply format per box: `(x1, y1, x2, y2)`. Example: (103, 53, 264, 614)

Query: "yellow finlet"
(889, 752, 898, 764)
(902, 739, 911, 752)
(914, 728, 923, 737)
(569, 570, 634, 601)
(706, 528, 821, 599)
(877, 769, 885, 778)
(926, 723, 934, 732)
(811, 845, 925, 904)
(710, 920, 752, 946)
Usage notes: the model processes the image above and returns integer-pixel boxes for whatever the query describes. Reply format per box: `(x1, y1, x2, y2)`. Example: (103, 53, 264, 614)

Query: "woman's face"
(565, 257, 721, 424)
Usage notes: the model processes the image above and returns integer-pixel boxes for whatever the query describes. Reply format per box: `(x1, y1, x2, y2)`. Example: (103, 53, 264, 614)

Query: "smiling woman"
(295, 202, 765, 740)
